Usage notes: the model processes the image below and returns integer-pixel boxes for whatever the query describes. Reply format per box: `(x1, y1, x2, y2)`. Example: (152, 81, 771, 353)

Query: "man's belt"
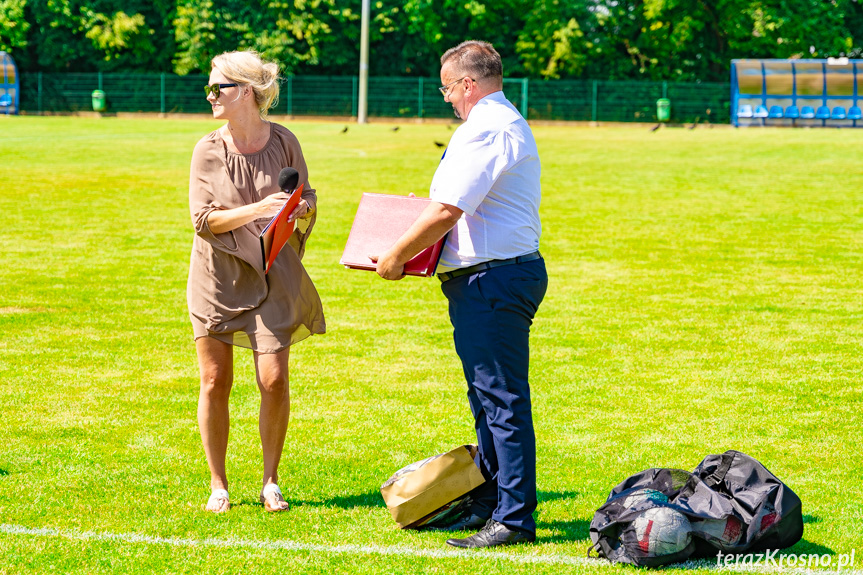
(438, 251, 542, 282)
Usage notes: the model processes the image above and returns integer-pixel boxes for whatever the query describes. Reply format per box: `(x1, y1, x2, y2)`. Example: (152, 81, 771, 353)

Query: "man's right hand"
(370, 251, 406, 281)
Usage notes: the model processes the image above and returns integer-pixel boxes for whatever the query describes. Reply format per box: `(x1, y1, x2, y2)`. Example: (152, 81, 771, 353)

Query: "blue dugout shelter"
(732, 58, 863, 128)
(1, 51, 19, 115)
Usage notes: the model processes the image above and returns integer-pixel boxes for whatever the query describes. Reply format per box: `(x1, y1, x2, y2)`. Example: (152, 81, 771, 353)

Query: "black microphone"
(278, 167, 299, 192)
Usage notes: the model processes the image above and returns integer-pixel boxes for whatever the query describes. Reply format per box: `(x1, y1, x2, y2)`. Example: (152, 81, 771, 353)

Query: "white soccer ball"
(691, 515, 743, 547)
(631, 506, 692, 556)
(623, 488, 669, 509)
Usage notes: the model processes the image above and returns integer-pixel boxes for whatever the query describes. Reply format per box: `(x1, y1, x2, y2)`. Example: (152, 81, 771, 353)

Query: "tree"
(172, 0, 220, 75)
(516, 0, 590, 79)
(173, 0, 357, 75)
(12, 0, 173, 72)
(0, 0, 29, 54)
(82, 10, 154, 65)
(581, 0, 863, 81)
(2, 0, 861, 79)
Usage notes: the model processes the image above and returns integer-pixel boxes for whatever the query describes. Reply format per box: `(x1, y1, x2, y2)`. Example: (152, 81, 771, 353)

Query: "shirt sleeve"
(189, 138, 241, 253)
(429, 129, 514, 216)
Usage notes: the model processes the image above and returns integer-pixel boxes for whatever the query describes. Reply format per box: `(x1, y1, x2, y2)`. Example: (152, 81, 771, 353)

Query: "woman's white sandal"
(260, 484, 290, 512)
(204, 489, 230, 513)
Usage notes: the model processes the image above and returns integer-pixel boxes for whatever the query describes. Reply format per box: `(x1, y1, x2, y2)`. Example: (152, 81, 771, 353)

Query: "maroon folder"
(340, 193, 446, 277)
(259, 183, 304, 274)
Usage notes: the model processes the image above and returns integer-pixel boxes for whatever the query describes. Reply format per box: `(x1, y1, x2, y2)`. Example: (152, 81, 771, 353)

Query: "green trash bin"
(92, 90, 107, 112)
(656, 98, 670, 122)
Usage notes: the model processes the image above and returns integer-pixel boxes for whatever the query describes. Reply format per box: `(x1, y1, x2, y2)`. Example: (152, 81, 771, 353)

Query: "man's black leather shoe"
(426, 512, 489, 532)
(445, 519, 536, 548)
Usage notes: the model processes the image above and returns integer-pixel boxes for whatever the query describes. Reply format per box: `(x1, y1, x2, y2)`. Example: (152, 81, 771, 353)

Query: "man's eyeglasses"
(204, 83, 239, 98)
(438, 77, 474, 96)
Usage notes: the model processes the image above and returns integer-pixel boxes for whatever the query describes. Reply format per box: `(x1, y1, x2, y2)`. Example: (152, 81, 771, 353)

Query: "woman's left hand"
(287, 199, 310, 222)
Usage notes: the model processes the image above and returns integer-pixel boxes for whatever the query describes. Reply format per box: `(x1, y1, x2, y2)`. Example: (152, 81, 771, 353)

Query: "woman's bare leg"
(254, 347, 290, 511)
(196, 336, 233, 511)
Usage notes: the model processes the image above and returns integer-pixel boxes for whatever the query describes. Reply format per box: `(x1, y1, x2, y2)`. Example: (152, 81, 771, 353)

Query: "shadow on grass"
(790, 538, 834, 556)
(537, 489, 588, 543)
(296, 488, 581, 510)
(0, 468, 8, 476)
(292, 487, 593, 544)
(538, 489, 579, 503)
(295, 489, 387, 509)
(537, 517, 591, 544)
(791, 516, 834, 556)
(294, 489, 578, 509)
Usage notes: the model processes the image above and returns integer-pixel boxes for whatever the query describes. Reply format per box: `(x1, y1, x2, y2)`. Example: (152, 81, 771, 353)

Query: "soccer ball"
(630, 507, 692, 556)
(757, 501, 780, 534)
(623, 488, 669, 509)
(691, 515, 743, 548)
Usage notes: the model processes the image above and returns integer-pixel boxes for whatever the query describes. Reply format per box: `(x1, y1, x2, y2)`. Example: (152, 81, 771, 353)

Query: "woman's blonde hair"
(211, 50, 280, 116)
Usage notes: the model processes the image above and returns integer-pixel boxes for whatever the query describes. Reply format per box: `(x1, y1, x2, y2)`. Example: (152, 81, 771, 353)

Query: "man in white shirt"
(373, 40, 547, 548)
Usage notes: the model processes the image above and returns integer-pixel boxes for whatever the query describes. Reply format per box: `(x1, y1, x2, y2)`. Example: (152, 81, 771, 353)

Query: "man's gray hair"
(441, 41, 503, 80)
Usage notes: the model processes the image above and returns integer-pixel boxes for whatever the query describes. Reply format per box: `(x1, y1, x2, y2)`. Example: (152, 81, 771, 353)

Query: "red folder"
(259, 183, 304, 274)
(340, 193, 446, 277)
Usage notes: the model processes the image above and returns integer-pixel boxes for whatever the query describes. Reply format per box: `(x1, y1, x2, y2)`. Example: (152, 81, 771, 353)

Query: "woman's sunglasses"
(204, 83, 239, 98)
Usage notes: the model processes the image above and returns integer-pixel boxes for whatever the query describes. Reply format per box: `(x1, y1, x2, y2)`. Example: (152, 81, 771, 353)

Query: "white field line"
(0, 523, 596, 567)
(1, 523, 861, 573)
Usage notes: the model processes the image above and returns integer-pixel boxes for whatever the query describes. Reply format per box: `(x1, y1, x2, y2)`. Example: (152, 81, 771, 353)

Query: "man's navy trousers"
(440, 257, 548, 535)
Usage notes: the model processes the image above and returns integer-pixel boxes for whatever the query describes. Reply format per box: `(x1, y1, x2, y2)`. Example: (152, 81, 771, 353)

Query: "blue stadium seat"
(848, 106, 863, 120)
(754, 105, 769, 118)
(737, 104, 753, 118)
(800, 106, 816, 119)
(784, 105, 800, 119)
(831, 106, 847, 120)
(815, 105, 831, 119)
(768, 105, 784, 118)
(0, 94, 11, 107)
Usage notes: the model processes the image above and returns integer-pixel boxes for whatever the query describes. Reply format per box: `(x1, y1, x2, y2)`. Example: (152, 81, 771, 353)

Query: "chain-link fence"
(18, 72, 731, 124)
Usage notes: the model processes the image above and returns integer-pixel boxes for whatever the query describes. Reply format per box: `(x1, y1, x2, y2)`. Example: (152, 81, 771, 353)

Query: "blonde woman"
(187, 50, 325, 513)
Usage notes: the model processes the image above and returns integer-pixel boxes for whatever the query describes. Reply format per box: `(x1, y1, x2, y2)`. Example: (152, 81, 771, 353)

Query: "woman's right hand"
(207, 192, 294, 235)
(256, 192, 293, 219)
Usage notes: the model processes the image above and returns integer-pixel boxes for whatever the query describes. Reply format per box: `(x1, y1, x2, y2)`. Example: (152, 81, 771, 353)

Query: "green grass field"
(1, 115, 862, 574)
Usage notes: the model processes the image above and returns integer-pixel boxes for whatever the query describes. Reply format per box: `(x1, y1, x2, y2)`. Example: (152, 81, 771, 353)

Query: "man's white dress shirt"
(430, 91, 541, 272)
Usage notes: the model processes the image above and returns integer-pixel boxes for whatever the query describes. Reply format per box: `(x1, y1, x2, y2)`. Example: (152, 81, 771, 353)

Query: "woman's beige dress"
(187, 122, 325, 353)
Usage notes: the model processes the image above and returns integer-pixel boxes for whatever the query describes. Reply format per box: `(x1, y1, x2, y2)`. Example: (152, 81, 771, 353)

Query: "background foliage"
(2, 0, 862, 81)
